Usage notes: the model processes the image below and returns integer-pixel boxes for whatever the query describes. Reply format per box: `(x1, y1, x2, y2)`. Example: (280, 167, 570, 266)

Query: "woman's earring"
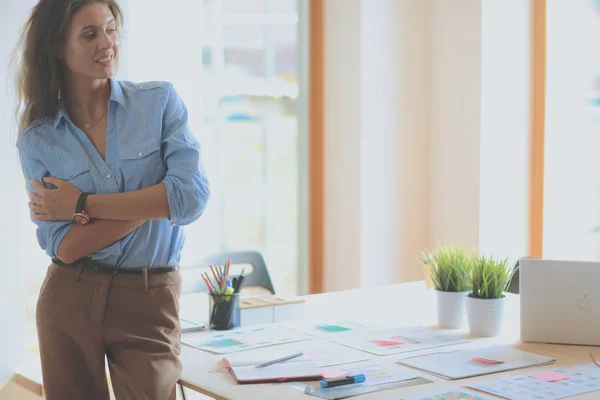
(56, 51, 63, 59)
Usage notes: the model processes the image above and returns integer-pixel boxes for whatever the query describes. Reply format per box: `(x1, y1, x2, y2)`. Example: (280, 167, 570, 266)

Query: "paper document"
(294, 339, 372, 367)
(396, 345, 556, 380)
(332, 326, 467, 356)
(290, 362, 426, 400)
(572, 362, 600, 375)
(281, 320, 379, 338)
(182, 324, 310, 354)
(468, 368, 600, 400)
(320, 363, 420, 386)
(393, 386, 497, 399)
(218, 339, 371, 368)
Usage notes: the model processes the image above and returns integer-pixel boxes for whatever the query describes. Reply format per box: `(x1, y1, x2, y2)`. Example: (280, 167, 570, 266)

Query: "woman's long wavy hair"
(13, 0, 123, 132)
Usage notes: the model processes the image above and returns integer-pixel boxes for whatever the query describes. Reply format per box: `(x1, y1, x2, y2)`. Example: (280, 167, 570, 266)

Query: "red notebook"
(222, 356, 323, 384)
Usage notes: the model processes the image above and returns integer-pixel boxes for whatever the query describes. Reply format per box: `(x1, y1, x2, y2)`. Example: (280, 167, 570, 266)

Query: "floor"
(0, 381, 41, 400)
(0, 380, 213, 400)
(178, 387, 214, 400)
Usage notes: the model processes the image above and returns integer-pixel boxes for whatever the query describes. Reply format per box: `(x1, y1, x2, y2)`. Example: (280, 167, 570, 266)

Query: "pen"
(255, 352, 303, 368)
(320, 374, 365, 388)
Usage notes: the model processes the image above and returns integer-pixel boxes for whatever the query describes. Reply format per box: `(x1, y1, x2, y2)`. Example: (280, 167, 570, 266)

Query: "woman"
(14, 0, 210, 399)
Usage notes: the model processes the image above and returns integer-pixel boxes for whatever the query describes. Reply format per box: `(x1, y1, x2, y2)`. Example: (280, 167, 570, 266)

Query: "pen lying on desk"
(255, 352, 304, 368)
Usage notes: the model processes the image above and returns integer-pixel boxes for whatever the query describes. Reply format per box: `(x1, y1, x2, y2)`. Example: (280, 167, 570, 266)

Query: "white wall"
(430, 0, 482, 250)
(323, 0, 362, 292)
(324, 0, 431, 291)
(393, 1, 432, 283)
(0, 0, 35, 388)
(323, 0, 531, 292)
(360, 0, 431, 286)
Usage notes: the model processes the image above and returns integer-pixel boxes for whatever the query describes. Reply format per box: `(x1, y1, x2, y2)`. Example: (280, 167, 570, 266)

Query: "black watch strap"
(75, 192, 89, 213)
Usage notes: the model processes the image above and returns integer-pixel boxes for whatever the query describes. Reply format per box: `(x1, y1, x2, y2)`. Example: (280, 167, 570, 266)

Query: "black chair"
(181, 251, 276, 295)
(506, 266, 519, 294)
(506, 257, 537, 294)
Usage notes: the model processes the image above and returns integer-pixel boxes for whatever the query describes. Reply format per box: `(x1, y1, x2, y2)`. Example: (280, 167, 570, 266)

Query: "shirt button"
(106, 173, 112, 179)
(138, 152, 143, 157)
(68, 174, 73, 178)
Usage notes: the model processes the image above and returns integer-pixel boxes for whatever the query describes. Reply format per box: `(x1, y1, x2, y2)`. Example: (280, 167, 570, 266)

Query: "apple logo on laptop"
(577, 293, 592, 312)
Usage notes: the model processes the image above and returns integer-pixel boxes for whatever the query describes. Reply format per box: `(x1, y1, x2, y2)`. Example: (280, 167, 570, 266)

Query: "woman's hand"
(28, 177, 81, 221)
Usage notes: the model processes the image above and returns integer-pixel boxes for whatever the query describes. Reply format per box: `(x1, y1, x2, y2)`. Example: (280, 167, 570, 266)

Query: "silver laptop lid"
(520, 258, 600, 346)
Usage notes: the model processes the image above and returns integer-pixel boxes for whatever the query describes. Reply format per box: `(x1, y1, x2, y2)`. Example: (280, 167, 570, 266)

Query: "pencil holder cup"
(209, 293, 241, 330)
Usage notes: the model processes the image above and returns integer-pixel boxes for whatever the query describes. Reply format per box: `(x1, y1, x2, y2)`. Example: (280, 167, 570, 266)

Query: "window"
(186, 0, 302, 296)
(124, 0, 306, 294)
(20, 0, 306, 343)
(543, 0, 600, 260)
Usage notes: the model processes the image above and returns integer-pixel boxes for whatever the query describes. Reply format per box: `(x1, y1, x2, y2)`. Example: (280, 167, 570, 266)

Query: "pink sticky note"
(471, 357, 504, 365)
(371, 339, 407, 347)
(531, 371, 573, 382)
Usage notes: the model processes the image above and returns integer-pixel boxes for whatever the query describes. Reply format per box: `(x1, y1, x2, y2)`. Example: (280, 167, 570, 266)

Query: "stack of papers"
(281, 320, 379, 338)
(572, 362, 600, 376)
(392, 387, 497, 399)
(396, 346, 556, 380)
(218, 339, 370, 368)
(332, 326, 468, 356)
(469, 368, 600, 400)
(182, 324, 310, 354)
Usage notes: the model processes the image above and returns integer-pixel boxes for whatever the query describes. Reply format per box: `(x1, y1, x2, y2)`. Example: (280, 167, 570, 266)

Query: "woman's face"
(60, 3, 119, 81)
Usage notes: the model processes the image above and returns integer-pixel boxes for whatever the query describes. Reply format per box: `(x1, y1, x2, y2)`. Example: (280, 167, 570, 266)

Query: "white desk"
(178, 281, 600, 400)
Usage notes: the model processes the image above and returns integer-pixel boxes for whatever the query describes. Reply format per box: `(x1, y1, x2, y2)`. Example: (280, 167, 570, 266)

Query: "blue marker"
(320, 374, 365, 388)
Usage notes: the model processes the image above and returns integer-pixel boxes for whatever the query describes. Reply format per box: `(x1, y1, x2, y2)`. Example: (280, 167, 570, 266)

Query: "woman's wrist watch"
(73, 192, 91, 225)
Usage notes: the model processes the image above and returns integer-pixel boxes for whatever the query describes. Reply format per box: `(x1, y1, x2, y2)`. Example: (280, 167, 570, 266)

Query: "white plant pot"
(436, 290, 468, 329)
(466, 295, 506, 337)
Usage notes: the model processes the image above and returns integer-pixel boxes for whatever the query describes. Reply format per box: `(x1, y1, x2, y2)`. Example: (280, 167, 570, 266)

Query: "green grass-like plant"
(421, 244, 474, 292)
(470, 254, 518, 299)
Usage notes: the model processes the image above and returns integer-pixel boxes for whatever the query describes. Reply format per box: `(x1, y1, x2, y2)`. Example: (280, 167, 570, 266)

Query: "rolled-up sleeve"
(160, 82, 210, 226)
(17, 138, 74, 257)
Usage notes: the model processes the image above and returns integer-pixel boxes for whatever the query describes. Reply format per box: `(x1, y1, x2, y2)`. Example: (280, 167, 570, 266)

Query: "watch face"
(73, 214, 90, 224)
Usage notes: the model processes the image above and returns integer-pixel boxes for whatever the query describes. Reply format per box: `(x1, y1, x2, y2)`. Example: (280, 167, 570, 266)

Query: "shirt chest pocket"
(49, 159, 96, 194)
(120, 141, 166, 190)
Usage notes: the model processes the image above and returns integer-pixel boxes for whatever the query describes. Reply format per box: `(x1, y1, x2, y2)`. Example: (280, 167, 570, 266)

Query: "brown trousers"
(36, 263, 183, 400)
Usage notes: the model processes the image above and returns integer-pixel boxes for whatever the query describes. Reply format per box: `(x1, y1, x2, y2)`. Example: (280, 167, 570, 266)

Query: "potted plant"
(466, 254, 518, 337)
(421, 244, 474, 329)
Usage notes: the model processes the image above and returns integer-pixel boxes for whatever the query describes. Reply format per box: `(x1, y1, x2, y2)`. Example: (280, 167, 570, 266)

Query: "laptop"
(520, 258, 600, 346)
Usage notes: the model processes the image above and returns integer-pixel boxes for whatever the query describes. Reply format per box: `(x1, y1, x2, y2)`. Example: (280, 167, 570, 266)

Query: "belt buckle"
(89, 263, 119, 275)
(102, 264, 119, 275)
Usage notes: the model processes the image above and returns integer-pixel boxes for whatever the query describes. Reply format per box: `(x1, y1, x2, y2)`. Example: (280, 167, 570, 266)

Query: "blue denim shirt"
(16, 78, 210, 267)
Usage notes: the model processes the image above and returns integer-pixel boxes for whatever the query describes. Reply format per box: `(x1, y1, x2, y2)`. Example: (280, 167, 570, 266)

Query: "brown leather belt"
(51, 257, 180, 275)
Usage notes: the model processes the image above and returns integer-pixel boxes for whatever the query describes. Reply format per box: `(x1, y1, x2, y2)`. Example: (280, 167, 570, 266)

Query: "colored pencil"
(202, 275, 213, 294)
(201, 273, 214, 294)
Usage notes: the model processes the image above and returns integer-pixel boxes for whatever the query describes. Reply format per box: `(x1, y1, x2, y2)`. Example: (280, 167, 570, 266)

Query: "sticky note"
(471, 357, 504, 365)
(371, 339, 408, 347)
(531, 371, 573, 382)
(471, 355, 509, 365)
(317, 324, 352, 333)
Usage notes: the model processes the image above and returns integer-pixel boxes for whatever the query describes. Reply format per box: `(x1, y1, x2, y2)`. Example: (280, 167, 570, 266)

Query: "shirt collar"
(53, 78, 125, 128)
(109, 77, 125, 107)
(53, 104, 66, 128)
